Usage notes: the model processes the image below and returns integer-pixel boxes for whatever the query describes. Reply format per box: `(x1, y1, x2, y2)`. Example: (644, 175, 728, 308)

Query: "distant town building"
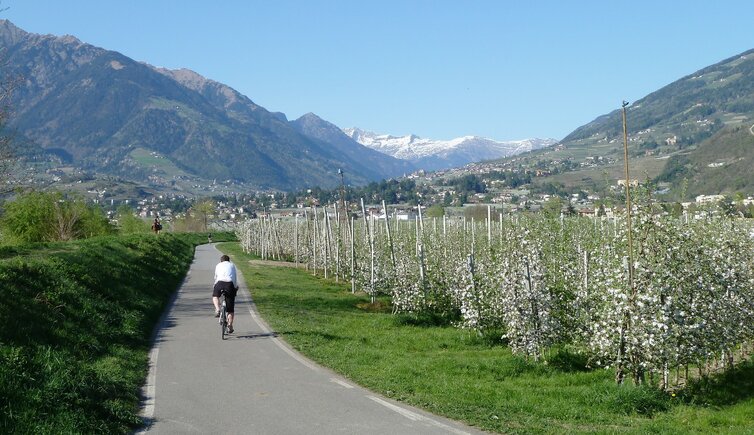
(617, 179, 639, 187)
(695, 194, 725, 204)
(395, 212, 418, 221)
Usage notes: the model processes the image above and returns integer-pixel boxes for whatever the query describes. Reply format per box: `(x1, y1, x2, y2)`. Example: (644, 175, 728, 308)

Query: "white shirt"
(214, 261, 238, 287)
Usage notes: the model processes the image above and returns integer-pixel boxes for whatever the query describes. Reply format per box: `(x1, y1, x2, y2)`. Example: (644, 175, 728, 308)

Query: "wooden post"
(499, 213, 503, 247)
(466, 254, 476, 315)
(312, 206, 318, 276)
(271, 218, 283, 261)
(383, 200, 396, 271)
(350, 215, 356, 293)
(487, 205, 492, 249)
(360, 197, 369, 245)
(524, 259, 541, 362)
(471, 217, 475, 258)
(418, 243, 427, 299)
(276, 218, 284, 260)
(394, 208, 400, 238)
(267, 217, 273, 259)
(615, 256, 630, 384)
(259, 218, 264, 259)
(442, 214, 447, 258)
(415, 216, 420, 256)
(332, 204, 341, 281)
(272, 218, 283, 260)
(264, 218, 272, 260)
(662, 362, 669, 391)
(417, 203, 425, 236)
(583, 250, 589, 294)
(262, 217, 268, 260)
(295, 214, 299, 267)
(462, 216, 467, 256)
(304, 209, 312, 270)
(260, 217, 265, 260)
(270, 218, 277, 260)
(369, 213, 376, 303)
(323, 209, 330, 279)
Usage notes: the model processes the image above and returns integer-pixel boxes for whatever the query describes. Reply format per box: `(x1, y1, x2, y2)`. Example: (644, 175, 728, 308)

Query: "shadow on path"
(233, 332, 280, 340)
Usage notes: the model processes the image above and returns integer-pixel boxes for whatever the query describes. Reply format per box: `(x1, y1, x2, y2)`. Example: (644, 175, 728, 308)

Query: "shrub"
(1, 191, 114, 243)
(116, 205, 151, 234)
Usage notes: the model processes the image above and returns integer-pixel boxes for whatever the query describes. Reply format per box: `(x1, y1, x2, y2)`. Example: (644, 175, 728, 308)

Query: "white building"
(695, 194, 725, 204)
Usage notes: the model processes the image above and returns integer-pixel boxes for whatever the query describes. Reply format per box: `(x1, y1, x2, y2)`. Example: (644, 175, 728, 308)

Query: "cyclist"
(151, 218, 162, 234)
(212, 254, 238, 333)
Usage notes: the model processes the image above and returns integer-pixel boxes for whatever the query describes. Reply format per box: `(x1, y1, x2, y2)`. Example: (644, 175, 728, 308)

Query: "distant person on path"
(213, 254, 238, 333)
(152, 218, 162, 234)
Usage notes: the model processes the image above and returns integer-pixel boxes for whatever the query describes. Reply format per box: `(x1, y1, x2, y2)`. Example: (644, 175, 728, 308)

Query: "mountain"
(483, 47, 754, 198)
(561, 49, 754, 153)
(0, 20, 409, 191)
(655, 124, 754, 197)
(343, 127, 557, 171)
(290, 113, 415, 179)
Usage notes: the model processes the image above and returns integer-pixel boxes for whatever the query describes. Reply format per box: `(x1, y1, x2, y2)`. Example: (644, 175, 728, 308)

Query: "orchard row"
(238, 203, 754, 387)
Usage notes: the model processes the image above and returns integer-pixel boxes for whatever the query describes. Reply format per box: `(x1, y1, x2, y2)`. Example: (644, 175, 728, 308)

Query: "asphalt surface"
(140, 243, 485, 434)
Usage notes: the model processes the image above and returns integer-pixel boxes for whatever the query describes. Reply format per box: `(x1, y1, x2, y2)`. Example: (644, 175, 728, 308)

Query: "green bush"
(1, 191, 57, 242)
(1, 191, 114, 243)
(116, 205, 151, 234)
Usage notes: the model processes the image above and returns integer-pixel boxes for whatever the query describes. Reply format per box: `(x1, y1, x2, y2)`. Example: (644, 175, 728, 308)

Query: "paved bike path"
(141, 243, 484, 434)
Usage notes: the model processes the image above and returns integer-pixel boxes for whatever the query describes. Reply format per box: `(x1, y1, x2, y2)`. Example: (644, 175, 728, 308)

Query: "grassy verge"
(0, 232, 234, 433)
(219, 242, 754, 434)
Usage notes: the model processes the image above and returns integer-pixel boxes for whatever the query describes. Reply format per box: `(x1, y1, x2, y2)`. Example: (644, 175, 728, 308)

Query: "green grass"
(128, 147, 191, 178)
(535, 155, 669, 191)
(0, 232, 234, 433)
(219, 242, 754, 434)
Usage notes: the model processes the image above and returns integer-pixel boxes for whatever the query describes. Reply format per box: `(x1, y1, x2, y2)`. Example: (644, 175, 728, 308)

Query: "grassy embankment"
(219, 241, 754, 434)
(0, 232, 234, 433)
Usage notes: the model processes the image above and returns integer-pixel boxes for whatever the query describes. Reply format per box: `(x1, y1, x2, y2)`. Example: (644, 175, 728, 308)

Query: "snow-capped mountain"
(343, 128, 557, 171)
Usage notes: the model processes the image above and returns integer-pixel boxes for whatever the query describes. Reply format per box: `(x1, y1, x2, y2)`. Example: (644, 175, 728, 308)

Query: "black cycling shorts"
(213, 281, 237, 313)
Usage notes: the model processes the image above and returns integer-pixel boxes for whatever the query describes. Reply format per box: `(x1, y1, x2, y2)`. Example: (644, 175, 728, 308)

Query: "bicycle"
(219, 289, 229, 340)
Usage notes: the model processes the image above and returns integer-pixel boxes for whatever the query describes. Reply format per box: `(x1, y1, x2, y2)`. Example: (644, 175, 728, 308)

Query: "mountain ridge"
(290, 113, 416, 180)
(343, 127, 556, 171)
(0, 20, 411, 191)
(482, 46, 754, 199)
(561, 48, 754, 149)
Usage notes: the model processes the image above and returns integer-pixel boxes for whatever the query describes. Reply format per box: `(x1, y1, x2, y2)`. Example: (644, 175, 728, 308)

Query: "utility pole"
(616, 100, 636, 385)
(622, 100, 635, 293)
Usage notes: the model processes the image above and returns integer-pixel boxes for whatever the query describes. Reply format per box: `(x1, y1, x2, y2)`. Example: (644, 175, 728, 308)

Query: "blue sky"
(6, 1, 754, 141)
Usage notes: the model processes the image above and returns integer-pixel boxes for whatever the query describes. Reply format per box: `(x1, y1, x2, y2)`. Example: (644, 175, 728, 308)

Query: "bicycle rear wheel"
(220, 297, 227, 340)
